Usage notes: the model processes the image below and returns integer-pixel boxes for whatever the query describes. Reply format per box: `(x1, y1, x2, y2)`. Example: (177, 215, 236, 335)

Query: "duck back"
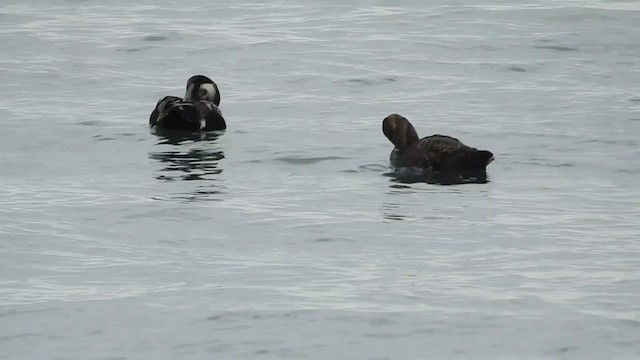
(408, 135, 493, 171)
(156, 103, 203, 131)
(150, 96, 203, 131)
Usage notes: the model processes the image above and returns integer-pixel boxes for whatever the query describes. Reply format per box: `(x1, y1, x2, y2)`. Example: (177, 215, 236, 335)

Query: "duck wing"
(414, 135, 493, 171)
(150, 96, 183, 127)
(153, 96, 203, 131)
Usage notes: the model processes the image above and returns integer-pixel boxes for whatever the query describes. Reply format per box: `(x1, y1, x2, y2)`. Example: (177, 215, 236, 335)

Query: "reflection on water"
(385, 168, 489, 186)
(381, 201, 455, 222)
(382, 202, 408, 221)
(151, 127, 222, 145)
(150, 148, 224, 181)
(380, 167, 488, 221)
(149, 130, 226, 201)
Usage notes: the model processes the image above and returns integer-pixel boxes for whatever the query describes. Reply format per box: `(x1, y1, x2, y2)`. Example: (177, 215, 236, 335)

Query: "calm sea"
(1, 0, 639, 359)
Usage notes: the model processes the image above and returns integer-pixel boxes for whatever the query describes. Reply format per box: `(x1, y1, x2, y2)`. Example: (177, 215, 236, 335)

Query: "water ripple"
(1, 1, 640, 359)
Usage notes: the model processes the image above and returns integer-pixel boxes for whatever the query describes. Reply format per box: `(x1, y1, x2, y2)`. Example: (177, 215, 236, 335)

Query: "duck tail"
(479, 150, 495, 166)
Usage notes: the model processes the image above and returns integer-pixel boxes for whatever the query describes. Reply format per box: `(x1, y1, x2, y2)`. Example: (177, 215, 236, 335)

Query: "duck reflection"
(385, 167, 489, 186)
(382, 202, 408, 221)
(149, 129, 225, 201)
(381, 169, 487, 221)
(151, 127, 218, 145)
(150, 147, 224, 181)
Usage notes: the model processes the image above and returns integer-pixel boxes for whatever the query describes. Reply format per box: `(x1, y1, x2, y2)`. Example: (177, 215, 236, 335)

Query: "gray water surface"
(1, 1, 640, 359)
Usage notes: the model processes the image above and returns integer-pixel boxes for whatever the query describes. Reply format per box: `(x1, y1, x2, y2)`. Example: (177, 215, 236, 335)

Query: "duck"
(382, 114, 494, 171)
(149, 75, 226, 131)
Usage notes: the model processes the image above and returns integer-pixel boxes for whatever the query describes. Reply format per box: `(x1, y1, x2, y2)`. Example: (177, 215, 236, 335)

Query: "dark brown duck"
(382, 114, 494, 171)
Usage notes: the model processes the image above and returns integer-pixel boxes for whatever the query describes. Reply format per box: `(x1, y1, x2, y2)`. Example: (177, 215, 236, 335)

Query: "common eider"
(149, 75, 226, 131)
(382, 114, 494, 171)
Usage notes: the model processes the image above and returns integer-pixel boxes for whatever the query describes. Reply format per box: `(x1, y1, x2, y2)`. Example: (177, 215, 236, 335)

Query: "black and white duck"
(149, 75, 226, 131)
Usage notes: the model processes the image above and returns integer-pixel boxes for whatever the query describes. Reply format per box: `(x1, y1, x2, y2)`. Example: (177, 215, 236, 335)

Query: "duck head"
(382, 114, 419, 151)
(184, 75, 221, 105)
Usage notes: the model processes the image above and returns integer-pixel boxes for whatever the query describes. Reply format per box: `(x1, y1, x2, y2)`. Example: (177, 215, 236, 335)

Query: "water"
(1, 0, 640, 358)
